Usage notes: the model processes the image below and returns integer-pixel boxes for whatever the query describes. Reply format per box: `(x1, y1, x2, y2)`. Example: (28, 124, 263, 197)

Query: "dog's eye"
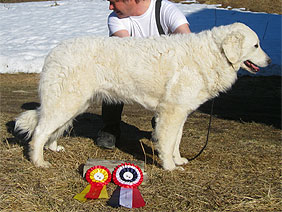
(254, 44, 259, 48)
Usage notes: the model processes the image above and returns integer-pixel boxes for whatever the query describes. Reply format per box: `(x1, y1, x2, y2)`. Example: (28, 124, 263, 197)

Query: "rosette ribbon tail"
(108, 187, 121, 208)
(85, 184, 108, 199)
(73, 184, 91, 202)
(108, 187, 145, 208)
(132, 187, 146, 208)
(120, 187, 145, 208)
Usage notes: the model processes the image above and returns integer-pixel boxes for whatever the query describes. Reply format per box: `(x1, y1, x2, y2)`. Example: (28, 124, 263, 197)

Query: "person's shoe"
(96, 125, 120, 149)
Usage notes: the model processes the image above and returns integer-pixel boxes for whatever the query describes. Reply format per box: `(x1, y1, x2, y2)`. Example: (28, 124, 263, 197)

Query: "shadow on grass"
(5, 103, 155, 166)
(5, 102, 42, 160)
(199, 76, 281, 129)
(71, 112, 155, 165)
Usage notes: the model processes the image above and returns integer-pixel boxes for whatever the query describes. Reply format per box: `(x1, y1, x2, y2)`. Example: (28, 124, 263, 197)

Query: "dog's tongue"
(246, 60, 259, 71)
(250, 63, 259, 71)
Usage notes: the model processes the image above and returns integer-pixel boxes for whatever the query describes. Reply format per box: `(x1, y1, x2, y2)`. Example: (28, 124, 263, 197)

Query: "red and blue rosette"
(108, 163, 145, 208)
(74, 165, 111, 202)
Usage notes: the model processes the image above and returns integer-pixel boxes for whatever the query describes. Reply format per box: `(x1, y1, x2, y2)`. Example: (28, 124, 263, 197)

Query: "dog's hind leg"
(155, 105, 188, 170)
(29, 119, 59, 168)
(45, 140, 65, 152)
(29, 100, 90, 168)
(44, 119, 74, 152)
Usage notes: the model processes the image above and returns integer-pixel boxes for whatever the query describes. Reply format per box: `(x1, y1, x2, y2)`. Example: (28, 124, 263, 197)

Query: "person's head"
(108, 0, 148, 18)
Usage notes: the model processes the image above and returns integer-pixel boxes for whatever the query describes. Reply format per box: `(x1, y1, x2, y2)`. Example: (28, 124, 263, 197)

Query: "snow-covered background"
(0, 0, 281, 75)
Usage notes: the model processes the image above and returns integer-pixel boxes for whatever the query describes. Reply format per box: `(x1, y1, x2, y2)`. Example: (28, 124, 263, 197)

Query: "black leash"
(188, 99, 215, 161)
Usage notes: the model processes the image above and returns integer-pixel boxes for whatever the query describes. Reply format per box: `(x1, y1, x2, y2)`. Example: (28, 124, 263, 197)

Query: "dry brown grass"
(176, 0, 282, 14)
(199, 0, 281, 14)
(1, 73, 281, 211)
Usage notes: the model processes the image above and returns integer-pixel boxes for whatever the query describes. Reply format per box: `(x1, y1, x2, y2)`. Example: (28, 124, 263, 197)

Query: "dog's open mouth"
(244, 60, 260, 72)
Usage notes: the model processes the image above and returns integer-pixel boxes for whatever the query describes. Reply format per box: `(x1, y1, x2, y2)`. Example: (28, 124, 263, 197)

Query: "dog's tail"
(14, 110, 39, 139)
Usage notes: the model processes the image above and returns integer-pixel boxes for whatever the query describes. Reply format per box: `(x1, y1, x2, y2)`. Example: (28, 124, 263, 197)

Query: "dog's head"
(221, 23, 271, 73)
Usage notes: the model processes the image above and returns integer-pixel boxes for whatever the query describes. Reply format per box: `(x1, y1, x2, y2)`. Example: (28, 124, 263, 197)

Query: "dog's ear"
(222, 32, 244, 64)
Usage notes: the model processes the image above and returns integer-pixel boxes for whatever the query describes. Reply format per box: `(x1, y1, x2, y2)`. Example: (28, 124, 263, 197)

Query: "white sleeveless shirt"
(107, 0, 189, 37)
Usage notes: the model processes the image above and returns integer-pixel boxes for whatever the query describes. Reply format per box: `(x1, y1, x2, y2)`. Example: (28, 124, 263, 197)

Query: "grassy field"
(184, 0, 281, 14)
(1, 74, 281, 211)
(0, 0, 281, 211)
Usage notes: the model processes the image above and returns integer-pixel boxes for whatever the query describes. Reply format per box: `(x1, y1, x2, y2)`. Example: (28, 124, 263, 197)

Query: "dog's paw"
(34, 160, 51, 168)
(175, 166, 185, 171)
(55, 145, 65, 152)
(173, 157, 189, 165)
(45, 145, 65, 152)
(162, 160, 176, 171)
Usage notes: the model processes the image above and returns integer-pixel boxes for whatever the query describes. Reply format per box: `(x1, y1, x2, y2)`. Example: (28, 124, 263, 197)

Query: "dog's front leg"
(173, 116, 189, 166)
(155, 105, 188, 170)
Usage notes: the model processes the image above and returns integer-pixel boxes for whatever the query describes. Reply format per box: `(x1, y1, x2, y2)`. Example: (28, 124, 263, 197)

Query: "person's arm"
(172, 23, 191, 34)
(108, 11, 130, 38)
(111, 29, 130, 37)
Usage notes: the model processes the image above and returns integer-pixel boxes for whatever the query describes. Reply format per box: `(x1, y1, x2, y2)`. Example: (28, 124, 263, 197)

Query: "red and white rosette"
(74, 165, 111, 202)
(108, 163, 145, 208)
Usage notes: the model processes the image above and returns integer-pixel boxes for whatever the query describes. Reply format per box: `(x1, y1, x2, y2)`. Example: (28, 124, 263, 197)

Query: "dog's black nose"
(267, 58, 272, 65)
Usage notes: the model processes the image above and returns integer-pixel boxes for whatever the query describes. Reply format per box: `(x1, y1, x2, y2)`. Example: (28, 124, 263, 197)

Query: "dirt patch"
(0, 73, 281, 211)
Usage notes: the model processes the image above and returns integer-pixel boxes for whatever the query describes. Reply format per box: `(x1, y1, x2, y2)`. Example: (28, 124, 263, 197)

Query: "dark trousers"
(102, 101, 124, 127)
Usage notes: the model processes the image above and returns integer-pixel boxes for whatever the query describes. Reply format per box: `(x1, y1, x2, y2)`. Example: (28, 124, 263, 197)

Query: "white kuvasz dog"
(15, 23, 270, 170)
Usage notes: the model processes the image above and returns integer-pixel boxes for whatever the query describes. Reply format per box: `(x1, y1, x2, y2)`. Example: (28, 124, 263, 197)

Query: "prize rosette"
(74, 165, 111, 202)
(108, 163, 145, 208)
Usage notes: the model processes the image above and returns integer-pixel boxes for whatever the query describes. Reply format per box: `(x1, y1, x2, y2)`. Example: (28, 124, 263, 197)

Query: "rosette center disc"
(123, 171, 133, 180)
(94, 172, 104, 181)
